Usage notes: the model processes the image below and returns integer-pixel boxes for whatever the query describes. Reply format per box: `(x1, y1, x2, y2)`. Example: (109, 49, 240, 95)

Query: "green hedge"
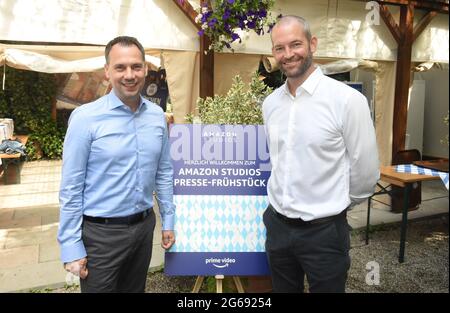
(0, 66, 65, 160)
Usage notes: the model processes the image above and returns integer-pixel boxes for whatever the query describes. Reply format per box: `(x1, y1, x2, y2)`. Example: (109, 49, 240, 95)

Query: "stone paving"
(0, 160, 165, 292)
(0, 160, 448, 292)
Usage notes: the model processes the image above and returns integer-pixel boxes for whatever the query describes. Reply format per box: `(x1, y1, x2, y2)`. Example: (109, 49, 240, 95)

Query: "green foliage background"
(0, 66, 64, 160)
(186, 72, 272, 125)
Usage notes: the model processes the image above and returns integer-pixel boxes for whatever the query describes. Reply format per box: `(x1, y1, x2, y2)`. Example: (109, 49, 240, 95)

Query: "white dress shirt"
(262, 67, 379, 221)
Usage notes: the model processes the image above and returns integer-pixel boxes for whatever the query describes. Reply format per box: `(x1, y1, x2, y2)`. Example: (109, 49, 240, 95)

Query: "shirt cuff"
(350, 195, 370, 205)
(161, 211, 174, 231)
(60, 241, 87, 263)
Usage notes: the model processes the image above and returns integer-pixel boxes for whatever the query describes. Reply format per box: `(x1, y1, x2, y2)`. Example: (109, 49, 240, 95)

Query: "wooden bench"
(0, 135, 29, 184)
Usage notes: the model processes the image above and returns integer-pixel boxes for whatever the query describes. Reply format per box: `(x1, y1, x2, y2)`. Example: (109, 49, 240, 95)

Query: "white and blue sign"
(165, 124, 271, 276)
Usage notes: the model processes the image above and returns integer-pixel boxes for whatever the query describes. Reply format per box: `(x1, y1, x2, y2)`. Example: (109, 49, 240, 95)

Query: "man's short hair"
(105, 36, 145, 64)
(272, 15, 312, 42)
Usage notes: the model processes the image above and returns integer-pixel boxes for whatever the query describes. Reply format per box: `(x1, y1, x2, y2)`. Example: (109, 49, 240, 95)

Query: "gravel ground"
(45, 214, 448, 293)
(347, 214, 448, 293)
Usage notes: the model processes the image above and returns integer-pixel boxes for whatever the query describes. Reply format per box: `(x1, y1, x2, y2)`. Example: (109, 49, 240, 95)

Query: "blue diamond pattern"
(172, 195, 268, 252)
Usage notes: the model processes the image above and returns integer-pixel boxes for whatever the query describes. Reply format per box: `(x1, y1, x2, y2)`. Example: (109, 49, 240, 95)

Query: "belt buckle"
(309, 218, 324, 225)
(130, 210, 147, 225)
(130, 213, 140, 225)
(310, 215, 334, 225)
(127, 215, 133, 225)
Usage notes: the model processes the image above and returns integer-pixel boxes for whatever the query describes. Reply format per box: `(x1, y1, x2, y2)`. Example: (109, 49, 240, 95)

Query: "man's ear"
(310, 36, 318, 54)
(104, 64, 110, 80)
(144, 63, 148, 77)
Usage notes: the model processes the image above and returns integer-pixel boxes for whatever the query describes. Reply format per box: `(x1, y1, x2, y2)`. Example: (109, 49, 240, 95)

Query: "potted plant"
(187, 71, 271, 124)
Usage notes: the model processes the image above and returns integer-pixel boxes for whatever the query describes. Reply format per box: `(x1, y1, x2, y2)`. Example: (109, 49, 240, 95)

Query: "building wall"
(415, 68, 449, 158)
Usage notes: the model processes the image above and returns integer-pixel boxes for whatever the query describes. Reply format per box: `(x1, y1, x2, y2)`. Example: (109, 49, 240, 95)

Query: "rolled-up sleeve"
(57, 109, 91, 262)
(154, 121, 175, 231)
(343, 92, 380, 204)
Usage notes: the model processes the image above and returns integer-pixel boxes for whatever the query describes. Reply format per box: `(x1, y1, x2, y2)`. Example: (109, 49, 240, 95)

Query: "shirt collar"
(107, 90, 146, 112)
(282, 66, 323, 97)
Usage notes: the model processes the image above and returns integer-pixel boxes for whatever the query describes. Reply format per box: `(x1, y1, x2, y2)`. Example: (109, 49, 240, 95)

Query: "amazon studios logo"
(205, 257, 236, 268)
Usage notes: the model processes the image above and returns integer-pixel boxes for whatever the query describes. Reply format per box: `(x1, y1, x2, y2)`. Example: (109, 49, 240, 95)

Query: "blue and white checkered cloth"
(395, 164, 449, 190)
(171, 195, 269, 252)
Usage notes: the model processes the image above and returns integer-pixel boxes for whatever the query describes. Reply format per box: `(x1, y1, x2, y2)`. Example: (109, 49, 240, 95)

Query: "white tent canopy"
(1, 0, 448, 63)
(190, 0, 449, 63)
(0, 47, 161, 73)
(0, 0, 199, 51)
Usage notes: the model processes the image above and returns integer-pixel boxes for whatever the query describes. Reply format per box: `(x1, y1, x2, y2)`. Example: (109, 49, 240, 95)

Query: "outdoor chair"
(390, 149, 422, 213)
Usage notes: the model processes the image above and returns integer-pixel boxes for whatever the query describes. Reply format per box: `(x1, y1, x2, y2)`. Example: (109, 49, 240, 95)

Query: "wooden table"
(365, 165, 442, 263)
(0, 135, 29, 184)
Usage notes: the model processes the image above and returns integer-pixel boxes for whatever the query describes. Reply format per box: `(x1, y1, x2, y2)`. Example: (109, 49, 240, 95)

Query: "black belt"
(269, 204, 346, 226)
(83, 208, 152, 225)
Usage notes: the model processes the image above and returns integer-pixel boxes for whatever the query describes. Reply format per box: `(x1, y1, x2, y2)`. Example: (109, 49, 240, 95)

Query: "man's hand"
(161, 230, 175, 250)
(64, 257, 88, 279)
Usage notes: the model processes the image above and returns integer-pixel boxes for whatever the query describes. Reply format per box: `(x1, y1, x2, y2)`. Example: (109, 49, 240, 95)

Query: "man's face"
(271, 22, 317, 79)
(104, 44, 147, 107)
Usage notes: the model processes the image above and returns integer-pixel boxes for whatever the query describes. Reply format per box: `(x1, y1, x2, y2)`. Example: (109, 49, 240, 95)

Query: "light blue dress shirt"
(58, 91, 175, 263)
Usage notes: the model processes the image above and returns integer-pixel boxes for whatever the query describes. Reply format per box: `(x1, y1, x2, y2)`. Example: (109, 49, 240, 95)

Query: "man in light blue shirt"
(58, 36, 175, 292)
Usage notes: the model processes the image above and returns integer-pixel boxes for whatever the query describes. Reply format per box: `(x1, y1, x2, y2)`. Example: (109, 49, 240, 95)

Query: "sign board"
(165, 124, 271, 275)
(345, 81, 375, 122)
(345, 81, 363, 94)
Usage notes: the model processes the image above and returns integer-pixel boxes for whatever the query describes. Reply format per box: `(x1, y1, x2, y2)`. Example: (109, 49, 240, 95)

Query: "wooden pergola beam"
(379, 4, 402, 44)
(413, 10, 438, 42)
(376, 0, 442, 161)
(172, 0, 201, 30)
(172, 0, 214, 99)
(375, 0, 448, 13)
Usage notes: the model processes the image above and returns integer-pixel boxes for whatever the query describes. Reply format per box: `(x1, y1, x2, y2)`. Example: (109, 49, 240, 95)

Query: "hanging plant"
(193, 0, 276, 52)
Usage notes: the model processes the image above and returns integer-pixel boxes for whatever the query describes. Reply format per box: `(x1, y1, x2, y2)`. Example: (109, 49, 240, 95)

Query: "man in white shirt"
(262, 15, 379, 293)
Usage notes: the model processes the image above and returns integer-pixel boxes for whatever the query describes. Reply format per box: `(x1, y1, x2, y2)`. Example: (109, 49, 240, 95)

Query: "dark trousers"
(263, 205, 351, 293)
(80, 210, 156, 293)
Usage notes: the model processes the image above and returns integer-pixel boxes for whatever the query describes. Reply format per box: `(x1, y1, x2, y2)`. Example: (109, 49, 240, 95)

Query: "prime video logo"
(205, 257, 236, 268)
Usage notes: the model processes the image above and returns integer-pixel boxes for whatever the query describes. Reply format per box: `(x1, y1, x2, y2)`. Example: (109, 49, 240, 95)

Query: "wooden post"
(215, 274, 224, 293)
(199, 0, 214, 98)
(200, 36, 214, 98)
(391, 3, 414, 159)
(378, 1, 444, 162)
(232, 276, 245, 293)
(191, 275, 245, 293)
(192, 276, 204, 293)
